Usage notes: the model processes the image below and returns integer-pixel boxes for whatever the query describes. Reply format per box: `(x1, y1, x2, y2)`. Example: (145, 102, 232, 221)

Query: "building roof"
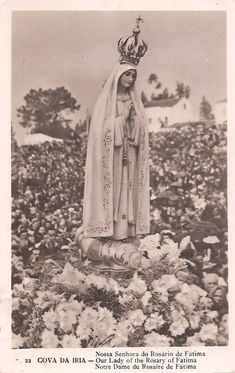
(19, 133, 63, 146)
(144, 97, 181, 108)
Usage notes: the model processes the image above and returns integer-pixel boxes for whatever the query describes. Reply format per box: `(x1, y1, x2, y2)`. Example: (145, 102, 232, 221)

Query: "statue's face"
(118, 69, 136, 90)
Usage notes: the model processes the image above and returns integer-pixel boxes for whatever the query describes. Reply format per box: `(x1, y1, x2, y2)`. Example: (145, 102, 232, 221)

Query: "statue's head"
(118, 69, 137, 91)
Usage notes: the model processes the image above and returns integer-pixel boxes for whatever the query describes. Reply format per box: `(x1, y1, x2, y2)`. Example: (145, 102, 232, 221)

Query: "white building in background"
(18, 133, 63, 146)
(214, 98, 227, 125)
(144, 96, 194, 132)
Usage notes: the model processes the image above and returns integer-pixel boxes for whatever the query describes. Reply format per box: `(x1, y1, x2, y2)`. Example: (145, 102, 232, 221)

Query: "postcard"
(0, 0, 234, 372)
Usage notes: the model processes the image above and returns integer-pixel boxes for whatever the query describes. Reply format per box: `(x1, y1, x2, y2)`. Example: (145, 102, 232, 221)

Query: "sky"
(12, 11, 226, 139)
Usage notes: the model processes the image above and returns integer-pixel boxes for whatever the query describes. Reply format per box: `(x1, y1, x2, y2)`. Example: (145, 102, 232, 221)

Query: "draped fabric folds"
(83, 63, 150, 238)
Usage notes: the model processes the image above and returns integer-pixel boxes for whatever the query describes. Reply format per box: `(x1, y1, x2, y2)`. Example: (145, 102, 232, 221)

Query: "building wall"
(214, 101, 226, 125)
(146, 106, 169, 132)
(145, 97, 193, 132)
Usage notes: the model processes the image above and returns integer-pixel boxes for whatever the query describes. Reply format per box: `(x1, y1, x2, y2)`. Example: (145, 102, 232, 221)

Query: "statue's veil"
(83, 63, 150, 238)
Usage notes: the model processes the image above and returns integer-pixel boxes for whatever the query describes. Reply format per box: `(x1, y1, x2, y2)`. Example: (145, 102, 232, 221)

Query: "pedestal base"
(75, 226, 150, 271)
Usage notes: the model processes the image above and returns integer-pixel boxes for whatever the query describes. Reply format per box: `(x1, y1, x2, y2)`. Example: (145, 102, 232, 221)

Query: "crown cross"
(136, 16, 143, 28)
(118, 16, 147, 66)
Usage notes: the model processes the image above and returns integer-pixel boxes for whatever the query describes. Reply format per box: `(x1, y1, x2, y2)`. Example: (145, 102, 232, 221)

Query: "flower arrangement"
(12, 234, 227, 348)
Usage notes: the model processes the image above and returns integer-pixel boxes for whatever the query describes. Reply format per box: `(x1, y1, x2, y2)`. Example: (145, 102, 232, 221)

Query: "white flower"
(160, 294, 169, 302)
(110, 319, 133, 347)
(128, 309, 146, 327)
(144, 313, 165, 332)
(199, 323, 218, 342)
(106, 277, 120, 294)
(85, 273, 107, 289)
(12, 283, 25, 297)
(55, 299, 85, 332)
(139, 234, 161, 259)
(189, 314, 200, 330)
(34, 290, 63, 310)
(42, 309, 57, 330)
(175, 284, 200, 311)
(117, 318, 134, 337)
(12, 333, 25, 348)
(170, 308, 185, 321)
(59, 297, 84, 315)
(94, 307, 117, 340)
(140, 234, 160, 250)
(109, 324, 129, 346)
(58, 311, 75, 333)
(57, 262, 88, 292)
(61, 335, 81, 348)
(141, 291, 152, 308)
(76, 306, 117, 342)
(41, 330, 59, 348)
(126, 272, 147, 296)
(76, 324, 92, 341)
(152, 274, 179, 294)
(85, 273, 120, 294)
(169, 317, 189, 336)
(12, 297, 24, 311)
(78, 307, 99, 332)
(186, 333, 205, 346)
(144, 332, 172, 347)
(110, 334, 128, 347)
(118, 292, 134, 305)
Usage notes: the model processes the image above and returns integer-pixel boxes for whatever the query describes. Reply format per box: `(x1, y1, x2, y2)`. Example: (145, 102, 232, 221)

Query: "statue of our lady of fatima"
(76, 17, 150, 271)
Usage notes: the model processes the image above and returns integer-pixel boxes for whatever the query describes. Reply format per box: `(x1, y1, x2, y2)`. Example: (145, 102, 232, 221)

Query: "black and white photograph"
(9, 9, 230, 352)
(2, 0, 235, 371)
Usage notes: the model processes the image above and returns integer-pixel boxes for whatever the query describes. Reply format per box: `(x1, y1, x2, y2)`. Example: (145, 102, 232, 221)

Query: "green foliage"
(148, 73, 158, 84)
(200, 96, 214, 120)
(144, 75, 190, 103)
(17, 87, 80, 137)
(11, 124, 18, 152)
(176, 81, 191, 98)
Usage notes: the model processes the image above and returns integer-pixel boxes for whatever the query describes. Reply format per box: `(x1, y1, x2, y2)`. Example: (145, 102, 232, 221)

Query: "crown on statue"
(118, 16, 147, 66)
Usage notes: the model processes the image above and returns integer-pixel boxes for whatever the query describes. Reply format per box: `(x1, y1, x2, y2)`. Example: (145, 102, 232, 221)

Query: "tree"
(147, 73, 175, 101)
(176, 81, 185, 98)
(143, 73, 190, 103)
(148, 73, 158, 84)
(147, 73, 162, 101)
(200, 96, 214, 120)
(155, 81, 162, 90)
(11, 123, 18, 152)
(17, 87, 80, 137)
(185, 85, 190, 99)
(161, 88, 170, 100)
(175, 81, 191, 98)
